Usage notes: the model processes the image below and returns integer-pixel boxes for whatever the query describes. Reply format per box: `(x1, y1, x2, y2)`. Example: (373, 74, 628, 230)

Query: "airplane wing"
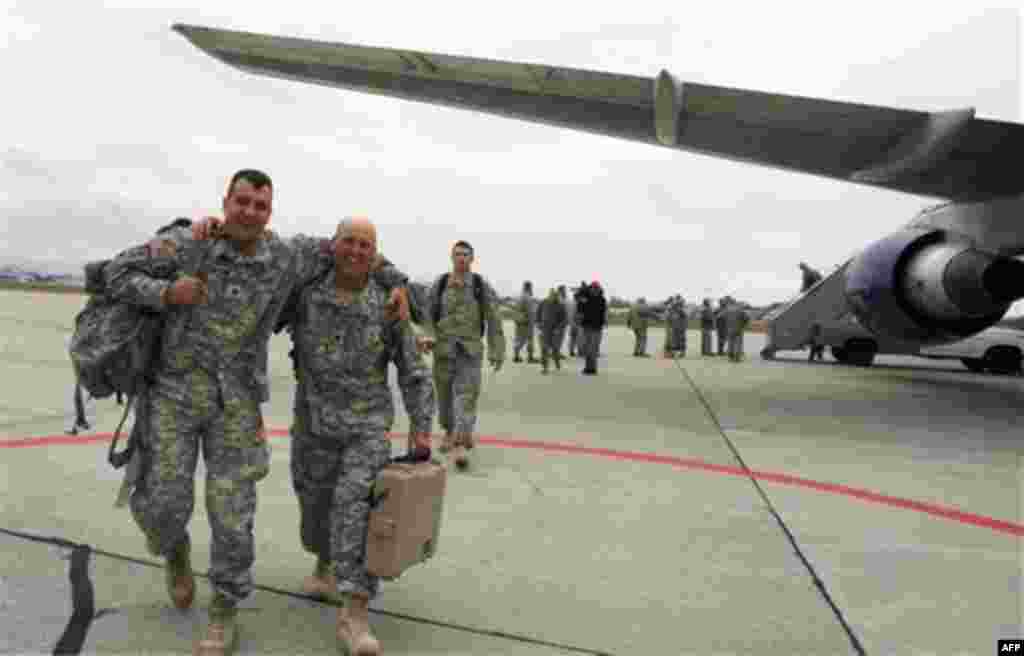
(172, 23, 1024, 201)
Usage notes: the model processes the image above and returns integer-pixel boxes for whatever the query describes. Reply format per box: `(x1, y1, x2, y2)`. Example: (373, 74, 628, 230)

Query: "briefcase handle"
(391, 446, 431, 464)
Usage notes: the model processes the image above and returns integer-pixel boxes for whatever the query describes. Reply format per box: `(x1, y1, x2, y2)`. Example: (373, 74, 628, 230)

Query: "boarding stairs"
(760, 258, 854, 359)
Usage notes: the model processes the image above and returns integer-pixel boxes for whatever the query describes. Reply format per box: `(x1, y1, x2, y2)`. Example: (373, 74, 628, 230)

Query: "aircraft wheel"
(984, 346, 1022, 375)
(843, 339, 877, 367)
(961, 358, 987, 373)
(831, 346, 850, 364)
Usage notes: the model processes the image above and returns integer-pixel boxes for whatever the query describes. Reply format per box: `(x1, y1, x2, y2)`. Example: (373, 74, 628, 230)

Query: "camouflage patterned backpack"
(69, 219, 193, 402)
(68, 219, 204, 470)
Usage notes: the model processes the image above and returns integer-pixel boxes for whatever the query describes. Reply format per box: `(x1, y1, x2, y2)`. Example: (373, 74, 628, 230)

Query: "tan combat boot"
(165, 536, 195, 610)
(302, 557, 339, 602)
(194, 596, 239, 656)
(337, 593, 380, 656)
(452, 433, 472, 470)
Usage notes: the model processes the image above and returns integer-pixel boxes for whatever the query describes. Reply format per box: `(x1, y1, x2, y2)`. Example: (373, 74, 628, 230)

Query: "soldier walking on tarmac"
(422, 240, 506, 470)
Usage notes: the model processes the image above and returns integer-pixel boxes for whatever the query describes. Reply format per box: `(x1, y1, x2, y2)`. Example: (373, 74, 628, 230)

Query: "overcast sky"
(1, 1, 1021, 306)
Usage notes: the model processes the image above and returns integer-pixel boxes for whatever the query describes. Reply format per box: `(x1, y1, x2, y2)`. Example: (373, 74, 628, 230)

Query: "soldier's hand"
(385, 287, 410, 322)
(191, 216, 224, 241)
(490, 359, 503, 373)
(163, 275, 209, 306)
(410, 431, 431, 451)
(415, 335, 435, 354)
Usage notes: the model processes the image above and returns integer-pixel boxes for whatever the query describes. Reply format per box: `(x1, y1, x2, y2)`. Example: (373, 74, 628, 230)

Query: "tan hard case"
(366, 458, 447, 580)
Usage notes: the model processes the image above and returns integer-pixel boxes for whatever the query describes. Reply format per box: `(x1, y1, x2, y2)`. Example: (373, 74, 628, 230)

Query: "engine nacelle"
(844, 229, 1024, 344)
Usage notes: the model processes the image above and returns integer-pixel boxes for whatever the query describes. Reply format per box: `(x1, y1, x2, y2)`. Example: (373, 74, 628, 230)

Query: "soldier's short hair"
(523, 281, 533, 291)
(227, 169, 273, 195)
(452, 240, 474, 255)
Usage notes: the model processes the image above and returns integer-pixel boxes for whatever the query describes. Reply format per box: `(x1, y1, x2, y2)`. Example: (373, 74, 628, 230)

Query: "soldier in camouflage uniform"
(423, 240, 506, 470)
(723, 298, 751, 362)
(662, 296, 686, 358)
(568, 281, 586, 356)
(512, 281, 537, 363)
(700, 298, 715, 356)
(105, 170, 410, 656)
(553, 285, 570, 358)
(715, 297, 729, 356)
(285, 217, 433, 656)
(626, 297, 651, 357)
(537, 287, 568, 373)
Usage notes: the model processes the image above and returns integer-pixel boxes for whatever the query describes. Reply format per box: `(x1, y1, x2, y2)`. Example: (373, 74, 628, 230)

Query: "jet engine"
(844, 229, 1024, 345)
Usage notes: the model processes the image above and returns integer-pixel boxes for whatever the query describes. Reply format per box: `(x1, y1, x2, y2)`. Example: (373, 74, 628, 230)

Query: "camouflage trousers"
(513, 322, 535, 359)
(540, 326, 564, 368)
(727, 333, 745, 361)
(632, 328, 648, 355)
(701, 329, 714, 356)
(290, 427, 392, 599)
(665, 324, 687, 353)
(552, 325, 567, 355)
(433, 343, 483, 441)
(131, 370, 269, 604)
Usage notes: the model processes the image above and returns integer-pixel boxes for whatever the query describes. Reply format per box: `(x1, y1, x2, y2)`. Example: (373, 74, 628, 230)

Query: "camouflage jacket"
(292, 273, 433, 438)
(538, 297, 568, 331)
(626, 304, 652, 330)
(104, 227, 407, 404)
(425, 273, 506, 361)
(722, 305, 750, 336)
(513, 293, 537, 326)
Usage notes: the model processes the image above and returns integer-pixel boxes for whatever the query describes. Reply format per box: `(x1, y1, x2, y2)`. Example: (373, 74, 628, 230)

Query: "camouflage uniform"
(512, 291, 537, 362)
(626, 301, 650, 356)
(663, 298, 687, 356)
(700, 302, 715, 356)
(426, 273, 506, 449)
(715, 300, 729, 355)
(561, 291, 575, 356)
(537, 292, 568, 372)
(288, 273, 433, 600)
(104, 226, 405, 607)
(723, 303, 750, 362)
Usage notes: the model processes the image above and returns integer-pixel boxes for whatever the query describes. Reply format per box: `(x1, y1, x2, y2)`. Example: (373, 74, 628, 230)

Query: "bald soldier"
(182, 200, 411, 655)
(282, 217, 434, 655)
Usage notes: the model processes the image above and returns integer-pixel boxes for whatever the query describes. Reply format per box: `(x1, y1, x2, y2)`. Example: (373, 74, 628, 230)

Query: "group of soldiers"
(65, 165, 780, 655)
(627, 295, 751, 362)
(509, 279, 609, 375)
(71, 168, 519, 656)
(503, 283, 755, 376)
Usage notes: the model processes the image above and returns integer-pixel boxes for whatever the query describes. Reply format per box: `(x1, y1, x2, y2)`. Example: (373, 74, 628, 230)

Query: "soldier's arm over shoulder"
(285, 233, 334, 285)
(104, 225, 193, 311)
(390, 321, 434, 435)
(370, 254, 410, 289)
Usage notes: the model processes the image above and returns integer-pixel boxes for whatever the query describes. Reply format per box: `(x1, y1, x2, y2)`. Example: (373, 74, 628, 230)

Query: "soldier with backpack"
(421, 240, 506, 470)
(81, 170, 412, 656)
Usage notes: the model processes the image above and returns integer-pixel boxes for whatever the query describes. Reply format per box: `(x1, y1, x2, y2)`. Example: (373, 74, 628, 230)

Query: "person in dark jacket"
(577, 281, 607, 375)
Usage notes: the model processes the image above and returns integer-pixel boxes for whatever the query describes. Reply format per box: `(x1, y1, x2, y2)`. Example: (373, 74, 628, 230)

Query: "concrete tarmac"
(1, 288, 1022, 655)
